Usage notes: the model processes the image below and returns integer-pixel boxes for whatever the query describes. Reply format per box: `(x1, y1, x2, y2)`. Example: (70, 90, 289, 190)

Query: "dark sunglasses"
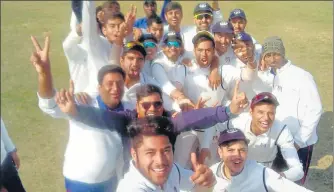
(140, 101, 163, 110)
(194, 13, 213, 20)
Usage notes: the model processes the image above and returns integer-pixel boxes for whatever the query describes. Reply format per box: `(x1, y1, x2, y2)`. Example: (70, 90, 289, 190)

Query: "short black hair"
(102, 0, 120, 10)
(97, 65, 126, 85)
(102, 11, 125, 25)
(136, 84, 163, 101)
(127, 116, 175, 148)
(165, 2, 182, 13)
(147, 14, 163, 27)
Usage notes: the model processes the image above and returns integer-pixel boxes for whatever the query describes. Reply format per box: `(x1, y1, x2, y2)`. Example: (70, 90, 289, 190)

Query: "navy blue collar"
(96, 95, 124, 112)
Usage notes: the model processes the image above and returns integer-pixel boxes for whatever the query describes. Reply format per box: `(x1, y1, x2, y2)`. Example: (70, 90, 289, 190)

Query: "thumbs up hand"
(190, 153, 216, 188)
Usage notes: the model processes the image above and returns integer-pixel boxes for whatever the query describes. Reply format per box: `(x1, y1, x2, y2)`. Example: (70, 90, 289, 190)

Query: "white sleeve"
(295, 75, 322, 147)
(70, 11, 78, 32)
(62, 30, 83, 64)
(177, 164, 195, 191)
(1, 119, 16, 153)
(265, 167, 313, 192)
(82, 1, 106, 64)
(37, 92, 68, 119)
(221, 65, 241, 91)
(151, 63, 177, 96)
(108, 44, 123, 65)
(277, 127, 304, 181)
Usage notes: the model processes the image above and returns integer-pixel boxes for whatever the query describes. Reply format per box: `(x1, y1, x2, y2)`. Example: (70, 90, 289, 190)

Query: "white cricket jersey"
(117, 161, 194, 192)
(210, 160, 313, 192)
(151, 51, 186, 95)
(123, 72, 175, 112)
(216, 113, 304, 181)
(1, 118, 16, 165)
(270, 61, 322, 148)
(216, 46, 237, 67)
(37, 92, 131, 184)
(63, 12, 89, 93)
(223, 48, 272, 107)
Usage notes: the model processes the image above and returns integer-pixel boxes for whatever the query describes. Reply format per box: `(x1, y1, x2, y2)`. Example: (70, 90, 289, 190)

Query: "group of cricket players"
(6, 0, 321, 191)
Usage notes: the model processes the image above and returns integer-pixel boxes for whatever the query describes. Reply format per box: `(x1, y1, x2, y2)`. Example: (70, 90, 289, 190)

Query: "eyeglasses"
(140, 101, 163, 110)
(251, 92, 279, 108)
(166, 41, 181, 48)
(124, 41, 144, 49)
(194, 13, 213, 20)
(143, 41, 157, 48)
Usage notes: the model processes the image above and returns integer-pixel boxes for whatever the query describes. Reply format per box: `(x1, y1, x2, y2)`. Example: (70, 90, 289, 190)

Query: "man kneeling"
(117, 116, 216, 191)
(210, 128, 313, 192)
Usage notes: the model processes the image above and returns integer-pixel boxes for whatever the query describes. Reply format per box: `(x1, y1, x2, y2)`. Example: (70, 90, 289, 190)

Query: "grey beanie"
(262, 36, 285, 57)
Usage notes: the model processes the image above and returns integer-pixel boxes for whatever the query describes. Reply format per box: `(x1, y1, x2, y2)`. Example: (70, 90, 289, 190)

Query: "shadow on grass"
(307, 111, 333, 192)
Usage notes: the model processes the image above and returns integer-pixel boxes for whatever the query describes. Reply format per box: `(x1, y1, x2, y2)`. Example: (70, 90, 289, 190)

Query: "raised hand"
(259, 53, 269, 71)
(55, 80, 77, 116)
(198, 148, 211, 165)
(133, 27, 143, 41)
(190, 153, 216, 188)
(30, 35, 50, 74)
(75, 92, 92, 105)
(195, 97, 211, 109)
(124, 5, 137, 36)
(229, 80, 248, 114)
(212, 0, 219, 11)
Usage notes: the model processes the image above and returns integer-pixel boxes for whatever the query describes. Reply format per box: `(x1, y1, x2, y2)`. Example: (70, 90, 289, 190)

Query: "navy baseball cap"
(234, 32, 252, 42)
(193, 3, 213, 15)
(212, 21, 234, 34)
(229, 8, 246, 20)
(162, 31, 183, 44)
(144, 0, 156, 5)
(218, 128, 249, 146)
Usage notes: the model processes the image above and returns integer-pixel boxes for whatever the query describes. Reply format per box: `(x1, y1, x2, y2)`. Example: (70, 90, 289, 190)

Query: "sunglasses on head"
(140, 101, 163, 110)
(166, 41, 181, 48)
(125, 41, 144, 49)
(194, 13, 213, 20)
(143, 41, 157, 48)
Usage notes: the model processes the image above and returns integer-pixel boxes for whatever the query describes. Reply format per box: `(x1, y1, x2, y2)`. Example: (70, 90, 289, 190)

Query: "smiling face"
(162, 41, 183, 61)
(233, 39, 254, 61)
(102, 18, 124, 43)
(98, 72, 125, 108)
(194, 39, 215, 68)
(214, 32, 233, 54)
(230, 17, 247, 34)
(120, 50, 145, 80)
(143, 40, 158, 61)
(131, 135, 173, 186)
(218, 140, 248, 176)
(194, 13, 213, 31)
(136, 93, 164, 118)
(250, 102, 276, 135)
(147, 22, 164, 41)
(165, 9, 183, 28)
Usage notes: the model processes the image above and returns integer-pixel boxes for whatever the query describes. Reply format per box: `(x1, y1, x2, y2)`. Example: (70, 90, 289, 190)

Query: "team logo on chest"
(225, 57, 230, 64)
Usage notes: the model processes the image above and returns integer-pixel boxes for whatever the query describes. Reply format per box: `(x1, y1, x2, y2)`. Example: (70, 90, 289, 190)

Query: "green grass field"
(1, 1, 333, 191)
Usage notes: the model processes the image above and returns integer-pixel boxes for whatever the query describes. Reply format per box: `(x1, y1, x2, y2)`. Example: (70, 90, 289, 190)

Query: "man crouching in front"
(117, 116, 216, 191)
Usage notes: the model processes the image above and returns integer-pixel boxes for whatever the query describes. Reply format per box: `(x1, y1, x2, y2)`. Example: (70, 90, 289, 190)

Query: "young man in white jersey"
(260, 36, 323, 185)
(182, 2, 223, 53)
(138, 34, 160, 77)
(211, 20, 236, 67)
(228, 8, 258, 46)
(117, 116, 216, 192)
(151, 31, 195, 111)
(210, 128, 313, 192)
(30, 35, 130, 191)
(216, 92, 304, 181)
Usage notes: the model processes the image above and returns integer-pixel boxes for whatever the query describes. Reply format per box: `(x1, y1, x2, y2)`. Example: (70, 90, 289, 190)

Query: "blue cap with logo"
(194, 2, 213, 15)
(162, 31, 183, 44)
(234, 32, 252, 42)
(229, 8, 246, 20)
(218, 128, 249, 145)
(212, 21, 234, 34)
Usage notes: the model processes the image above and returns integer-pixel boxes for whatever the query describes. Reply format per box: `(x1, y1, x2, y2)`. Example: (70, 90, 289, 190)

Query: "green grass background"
(1, 1, 333, 191)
